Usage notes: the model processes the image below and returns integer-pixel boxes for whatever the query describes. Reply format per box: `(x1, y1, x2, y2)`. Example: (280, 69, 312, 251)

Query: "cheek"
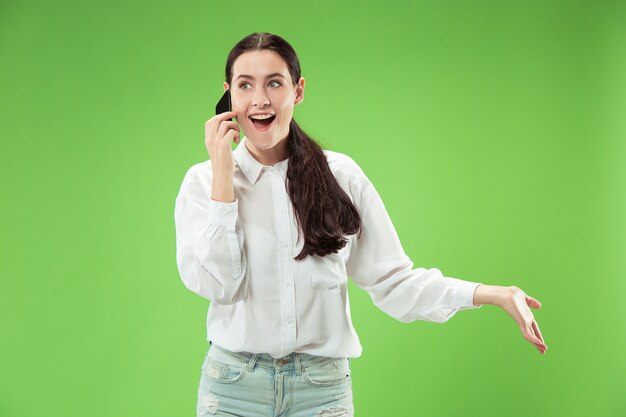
(278, 103, 294, 119)
(277, 111, 292, 127)
(231, 99, 246, 113)
(230, 92, 248, 107)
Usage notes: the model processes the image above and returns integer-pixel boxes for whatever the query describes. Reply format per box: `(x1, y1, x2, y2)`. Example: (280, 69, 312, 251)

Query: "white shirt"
(174, 136, 483, 359)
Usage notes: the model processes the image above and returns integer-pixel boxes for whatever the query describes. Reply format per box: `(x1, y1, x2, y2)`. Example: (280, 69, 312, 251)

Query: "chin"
(246, 134, 269, 144)
(247, 132, 286, 148)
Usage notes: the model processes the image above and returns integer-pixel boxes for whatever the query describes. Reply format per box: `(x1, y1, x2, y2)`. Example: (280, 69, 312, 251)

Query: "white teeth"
(250, 114, 275, 120)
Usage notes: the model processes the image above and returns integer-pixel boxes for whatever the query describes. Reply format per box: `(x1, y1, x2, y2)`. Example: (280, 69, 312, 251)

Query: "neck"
(244, 136, 290, 167)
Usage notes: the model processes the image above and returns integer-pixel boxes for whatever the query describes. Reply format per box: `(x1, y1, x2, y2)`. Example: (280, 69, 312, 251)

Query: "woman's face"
(225, 50, 305, 152)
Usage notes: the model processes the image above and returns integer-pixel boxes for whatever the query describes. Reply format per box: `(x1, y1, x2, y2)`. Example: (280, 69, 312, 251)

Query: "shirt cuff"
(208, 197, 239, 228)
(448, 278, 483, 310)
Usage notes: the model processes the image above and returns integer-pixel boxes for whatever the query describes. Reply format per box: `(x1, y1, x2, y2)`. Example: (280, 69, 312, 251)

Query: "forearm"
(212, 173, 235, 203)
(473, 284, 510, 307)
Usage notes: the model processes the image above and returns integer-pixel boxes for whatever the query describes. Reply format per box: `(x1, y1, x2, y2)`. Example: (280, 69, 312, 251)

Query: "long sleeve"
(345, 170, 483, 324)
(174, 166, 247, 304)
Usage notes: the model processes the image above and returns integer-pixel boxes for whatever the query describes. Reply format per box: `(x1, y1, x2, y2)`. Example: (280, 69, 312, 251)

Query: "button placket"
(271, 171, 297, 354)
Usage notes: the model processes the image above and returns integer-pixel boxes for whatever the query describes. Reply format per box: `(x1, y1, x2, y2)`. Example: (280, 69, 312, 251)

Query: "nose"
(252, 88, 270, 108)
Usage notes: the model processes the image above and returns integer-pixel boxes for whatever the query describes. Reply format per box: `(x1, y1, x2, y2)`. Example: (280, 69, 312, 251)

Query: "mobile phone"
(215, 89, 232, 121)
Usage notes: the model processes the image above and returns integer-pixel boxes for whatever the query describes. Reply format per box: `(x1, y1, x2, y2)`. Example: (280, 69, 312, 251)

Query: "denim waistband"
(208, 341, 350, 375)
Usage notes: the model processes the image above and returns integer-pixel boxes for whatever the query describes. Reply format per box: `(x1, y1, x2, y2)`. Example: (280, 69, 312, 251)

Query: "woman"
(174, 32, 547, 417)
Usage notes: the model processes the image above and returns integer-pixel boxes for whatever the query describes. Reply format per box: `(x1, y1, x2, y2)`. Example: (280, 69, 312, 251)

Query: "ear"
(294, 76, 305, 105)
(223, 81, 229, 92)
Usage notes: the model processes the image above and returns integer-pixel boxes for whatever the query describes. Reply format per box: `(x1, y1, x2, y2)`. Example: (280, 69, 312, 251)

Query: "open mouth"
(249, 115, 276, 131)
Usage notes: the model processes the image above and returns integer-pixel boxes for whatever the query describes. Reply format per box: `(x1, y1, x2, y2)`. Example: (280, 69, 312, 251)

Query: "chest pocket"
(305, 238, 352, 293)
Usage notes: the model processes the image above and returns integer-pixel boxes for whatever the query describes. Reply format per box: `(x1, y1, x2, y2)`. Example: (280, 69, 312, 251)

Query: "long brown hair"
(225, 32, 362, 261)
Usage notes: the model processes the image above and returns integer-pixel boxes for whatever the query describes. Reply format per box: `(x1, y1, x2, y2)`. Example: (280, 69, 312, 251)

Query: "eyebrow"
(234, 73, 286, 82)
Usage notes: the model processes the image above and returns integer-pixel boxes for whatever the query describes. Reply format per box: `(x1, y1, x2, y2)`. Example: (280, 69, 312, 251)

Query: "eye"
(238, 80, 282, 89)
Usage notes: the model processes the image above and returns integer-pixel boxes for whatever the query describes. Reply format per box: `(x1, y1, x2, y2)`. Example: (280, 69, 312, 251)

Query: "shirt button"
(285, 281, 291, 287)
(283, 242, 288, 247)
(287, 318, 293, 324)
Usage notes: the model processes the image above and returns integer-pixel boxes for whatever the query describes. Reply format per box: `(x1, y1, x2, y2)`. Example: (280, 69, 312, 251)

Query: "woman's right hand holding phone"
(204, 111, 240, 174)
(204, 111, 240, 202)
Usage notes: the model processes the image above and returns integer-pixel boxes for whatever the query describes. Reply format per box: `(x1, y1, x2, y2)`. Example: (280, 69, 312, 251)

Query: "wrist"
(473, 284, 511, 307)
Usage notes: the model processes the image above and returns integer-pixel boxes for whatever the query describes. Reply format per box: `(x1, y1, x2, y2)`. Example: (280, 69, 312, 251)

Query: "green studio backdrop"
(1, 1, 624, 416)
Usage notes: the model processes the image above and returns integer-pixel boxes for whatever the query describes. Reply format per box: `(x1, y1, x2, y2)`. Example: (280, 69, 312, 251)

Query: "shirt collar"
(233, 136, 289, 186)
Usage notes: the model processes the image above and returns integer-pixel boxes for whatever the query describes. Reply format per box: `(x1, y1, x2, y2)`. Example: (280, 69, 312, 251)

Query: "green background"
(1, 1, 624, 416)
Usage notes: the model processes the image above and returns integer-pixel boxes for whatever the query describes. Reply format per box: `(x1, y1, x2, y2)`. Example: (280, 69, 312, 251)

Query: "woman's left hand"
(499, 286, 548, 355)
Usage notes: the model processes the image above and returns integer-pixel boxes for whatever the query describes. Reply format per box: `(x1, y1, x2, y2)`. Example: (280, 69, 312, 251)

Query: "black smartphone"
(215, 89, 232, 121)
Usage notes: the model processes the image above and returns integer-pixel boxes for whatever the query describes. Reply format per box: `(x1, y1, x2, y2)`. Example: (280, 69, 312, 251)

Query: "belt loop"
(247, 353, 259, 372)
(294, 352, 302, 376)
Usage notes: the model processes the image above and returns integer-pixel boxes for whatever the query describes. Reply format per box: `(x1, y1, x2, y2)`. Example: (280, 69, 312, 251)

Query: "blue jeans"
(197, 342, 354, 416)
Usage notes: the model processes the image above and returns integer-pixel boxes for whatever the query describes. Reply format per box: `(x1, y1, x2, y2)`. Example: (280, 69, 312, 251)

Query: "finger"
(529, 328, 542, 346)
(525, 295, 542, 309)
(520, 321, 545, 353)
(228, 128, 241, 143)
(217, 121, 240, 141)
(206, 112, 239, 135)
(206, 112, 237, 127)
(215, 110, 238, 121)
(530, 330, 546, 350)
(532, 320, 546, 345)
(524, 322, 544, 347)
